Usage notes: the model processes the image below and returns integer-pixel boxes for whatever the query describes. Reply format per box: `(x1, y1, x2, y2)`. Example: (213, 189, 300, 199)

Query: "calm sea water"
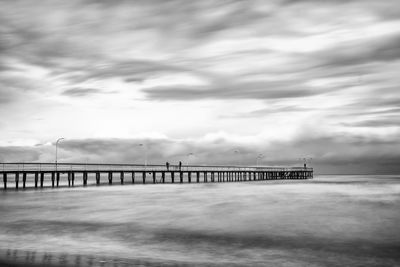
(0, 175, 399, 267)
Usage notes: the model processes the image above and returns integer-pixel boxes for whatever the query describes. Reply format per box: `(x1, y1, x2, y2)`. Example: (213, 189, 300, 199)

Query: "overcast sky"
(1, 0, 399, 174)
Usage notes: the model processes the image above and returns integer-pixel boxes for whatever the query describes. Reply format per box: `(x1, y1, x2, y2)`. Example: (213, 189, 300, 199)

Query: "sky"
(1, 0, 400, 174)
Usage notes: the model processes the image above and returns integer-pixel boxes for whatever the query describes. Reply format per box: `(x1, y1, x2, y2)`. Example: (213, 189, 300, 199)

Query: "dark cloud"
(342, 118, 400, 128)
(142, 80, 337, 101)
(0, 146, 40, 162)
(223, 106, 313, 118)
(316, 34, 400, 69)
(62, 88, 106, 97)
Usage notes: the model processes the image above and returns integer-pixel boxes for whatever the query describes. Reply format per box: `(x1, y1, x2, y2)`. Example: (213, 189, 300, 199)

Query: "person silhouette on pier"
(179, 161, 182, 171)
(166, 162, 170, 171)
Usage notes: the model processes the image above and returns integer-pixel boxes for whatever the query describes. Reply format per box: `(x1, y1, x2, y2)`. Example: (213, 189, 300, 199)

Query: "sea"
(0, 175, 399, 267)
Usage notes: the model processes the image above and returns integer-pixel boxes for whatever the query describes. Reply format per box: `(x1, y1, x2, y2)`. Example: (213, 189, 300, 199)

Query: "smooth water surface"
(0, 175, 399, 266)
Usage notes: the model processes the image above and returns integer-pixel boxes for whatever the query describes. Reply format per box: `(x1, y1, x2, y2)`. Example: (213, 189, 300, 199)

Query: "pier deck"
(1, 163, 313, 189)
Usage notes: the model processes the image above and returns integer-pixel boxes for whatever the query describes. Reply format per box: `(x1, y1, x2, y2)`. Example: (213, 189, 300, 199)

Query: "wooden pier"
(0, 163, 313, 189)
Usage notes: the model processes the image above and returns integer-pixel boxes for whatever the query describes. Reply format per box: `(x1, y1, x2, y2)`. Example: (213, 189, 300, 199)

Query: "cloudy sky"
(1, 0, 399, 174)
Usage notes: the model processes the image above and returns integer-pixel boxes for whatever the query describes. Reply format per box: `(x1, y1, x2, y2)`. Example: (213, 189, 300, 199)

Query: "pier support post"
(142, 172, 146, 184)
(67, 172, 71, 187)
(15, 173, 19, 189)
(180, 172, 183, 183)
(162, 172, 165, 183)
(23, 173, 26, 188)
(96, 172, 100, 185)
(131, 172, 135, 184)
(3, 173, 6, 189)
(171, 172, 175, 183)
(51, 172, 55, 188)
(153, 172, 156, 184)
(196, 172, 200, 183)
(211, 172, 214, 182)
(83, 172, 88, 186)
(40, 173, 44, 188)
(108, 172, 113, 185)
(120, 172, 124, 185)
(71, 172, 75, 186)
(204, 172, 207, 182)
(56, 172, 60, 187)
(188, 172, 191, 183)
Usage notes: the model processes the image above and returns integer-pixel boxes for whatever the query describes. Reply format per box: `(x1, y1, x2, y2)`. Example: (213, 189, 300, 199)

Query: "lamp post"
(55, 138, 65, 172)
(234, 150, 242, 166)
(186, 153, 193, 171)
(139, 143, 147, 168)
(256, 153, 264, 167)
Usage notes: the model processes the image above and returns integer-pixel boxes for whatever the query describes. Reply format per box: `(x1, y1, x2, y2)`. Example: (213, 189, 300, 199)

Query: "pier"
(1, 163, 313, 189)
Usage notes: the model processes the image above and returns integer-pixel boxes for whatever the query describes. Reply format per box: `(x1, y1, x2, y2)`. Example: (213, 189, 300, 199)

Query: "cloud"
(142, 79, 338, 101)
(314, 33, 400, 69)
(0, 146, 40, 162)
(62, 88, 106, 97)
(342, 117, 400, 128)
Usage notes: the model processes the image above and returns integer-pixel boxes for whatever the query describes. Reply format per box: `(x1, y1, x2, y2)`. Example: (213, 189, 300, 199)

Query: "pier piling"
(108, 172, 112, 185)
(96, 172, 100, 185)
(15, 173, 19, 189)
(23, 173, 26, 188)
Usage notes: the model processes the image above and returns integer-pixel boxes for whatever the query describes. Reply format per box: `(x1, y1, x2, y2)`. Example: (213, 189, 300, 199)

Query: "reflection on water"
(0, 175, 399, 266)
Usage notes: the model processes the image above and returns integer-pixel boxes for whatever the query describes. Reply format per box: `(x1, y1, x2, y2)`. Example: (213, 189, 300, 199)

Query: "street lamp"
(256, 153, 264, 167)
(234, 149, 243, 166)
(186, 153, 194, 171)
(139, 143, 147, 168)
(55, 138, 65, 172)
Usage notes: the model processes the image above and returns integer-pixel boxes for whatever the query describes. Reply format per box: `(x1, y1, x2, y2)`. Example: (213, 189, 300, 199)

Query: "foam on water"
(1, 175, 399, 266)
